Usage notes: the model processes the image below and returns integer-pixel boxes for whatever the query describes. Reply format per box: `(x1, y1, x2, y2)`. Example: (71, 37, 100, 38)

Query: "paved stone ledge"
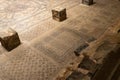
(56, 19, 120, 80)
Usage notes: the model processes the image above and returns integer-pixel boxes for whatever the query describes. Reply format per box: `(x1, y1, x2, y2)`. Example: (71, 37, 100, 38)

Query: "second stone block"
(52, 7, 67, 22)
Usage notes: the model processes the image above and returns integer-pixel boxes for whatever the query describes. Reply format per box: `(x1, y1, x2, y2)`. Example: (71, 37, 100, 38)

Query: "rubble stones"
(78, 56, 97, 72)
(74, 43, 89, 56)
(66, 71, 85, 80)
(87, 36, 96, 43)
(92, 47, 120, 80)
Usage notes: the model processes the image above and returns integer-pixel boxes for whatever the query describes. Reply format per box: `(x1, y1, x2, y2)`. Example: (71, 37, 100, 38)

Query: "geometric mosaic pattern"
(0, 44, 60, 80)
(0, 0, 120, 80)
(31, 27, 85, 65)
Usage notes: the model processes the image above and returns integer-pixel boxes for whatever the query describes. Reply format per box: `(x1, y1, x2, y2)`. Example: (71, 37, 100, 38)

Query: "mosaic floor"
(0, 0, 120, 80)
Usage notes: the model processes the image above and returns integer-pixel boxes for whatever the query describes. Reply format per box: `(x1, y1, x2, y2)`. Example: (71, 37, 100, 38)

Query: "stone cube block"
(82, 0, 94, 5)
(52, 7, 67, 22)
(0, 28, 21, 51)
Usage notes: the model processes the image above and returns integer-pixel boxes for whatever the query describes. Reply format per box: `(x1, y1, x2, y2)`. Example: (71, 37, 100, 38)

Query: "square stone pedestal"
(0, 28, 21, 51)
(82, 0, 94, 5)
(52, 7, 67, 22)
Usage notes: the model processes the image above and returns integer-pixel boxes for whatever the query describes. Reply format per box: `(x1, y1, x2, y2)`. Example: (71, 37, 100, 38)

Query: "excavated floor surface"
(0, 0, 120, 80)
